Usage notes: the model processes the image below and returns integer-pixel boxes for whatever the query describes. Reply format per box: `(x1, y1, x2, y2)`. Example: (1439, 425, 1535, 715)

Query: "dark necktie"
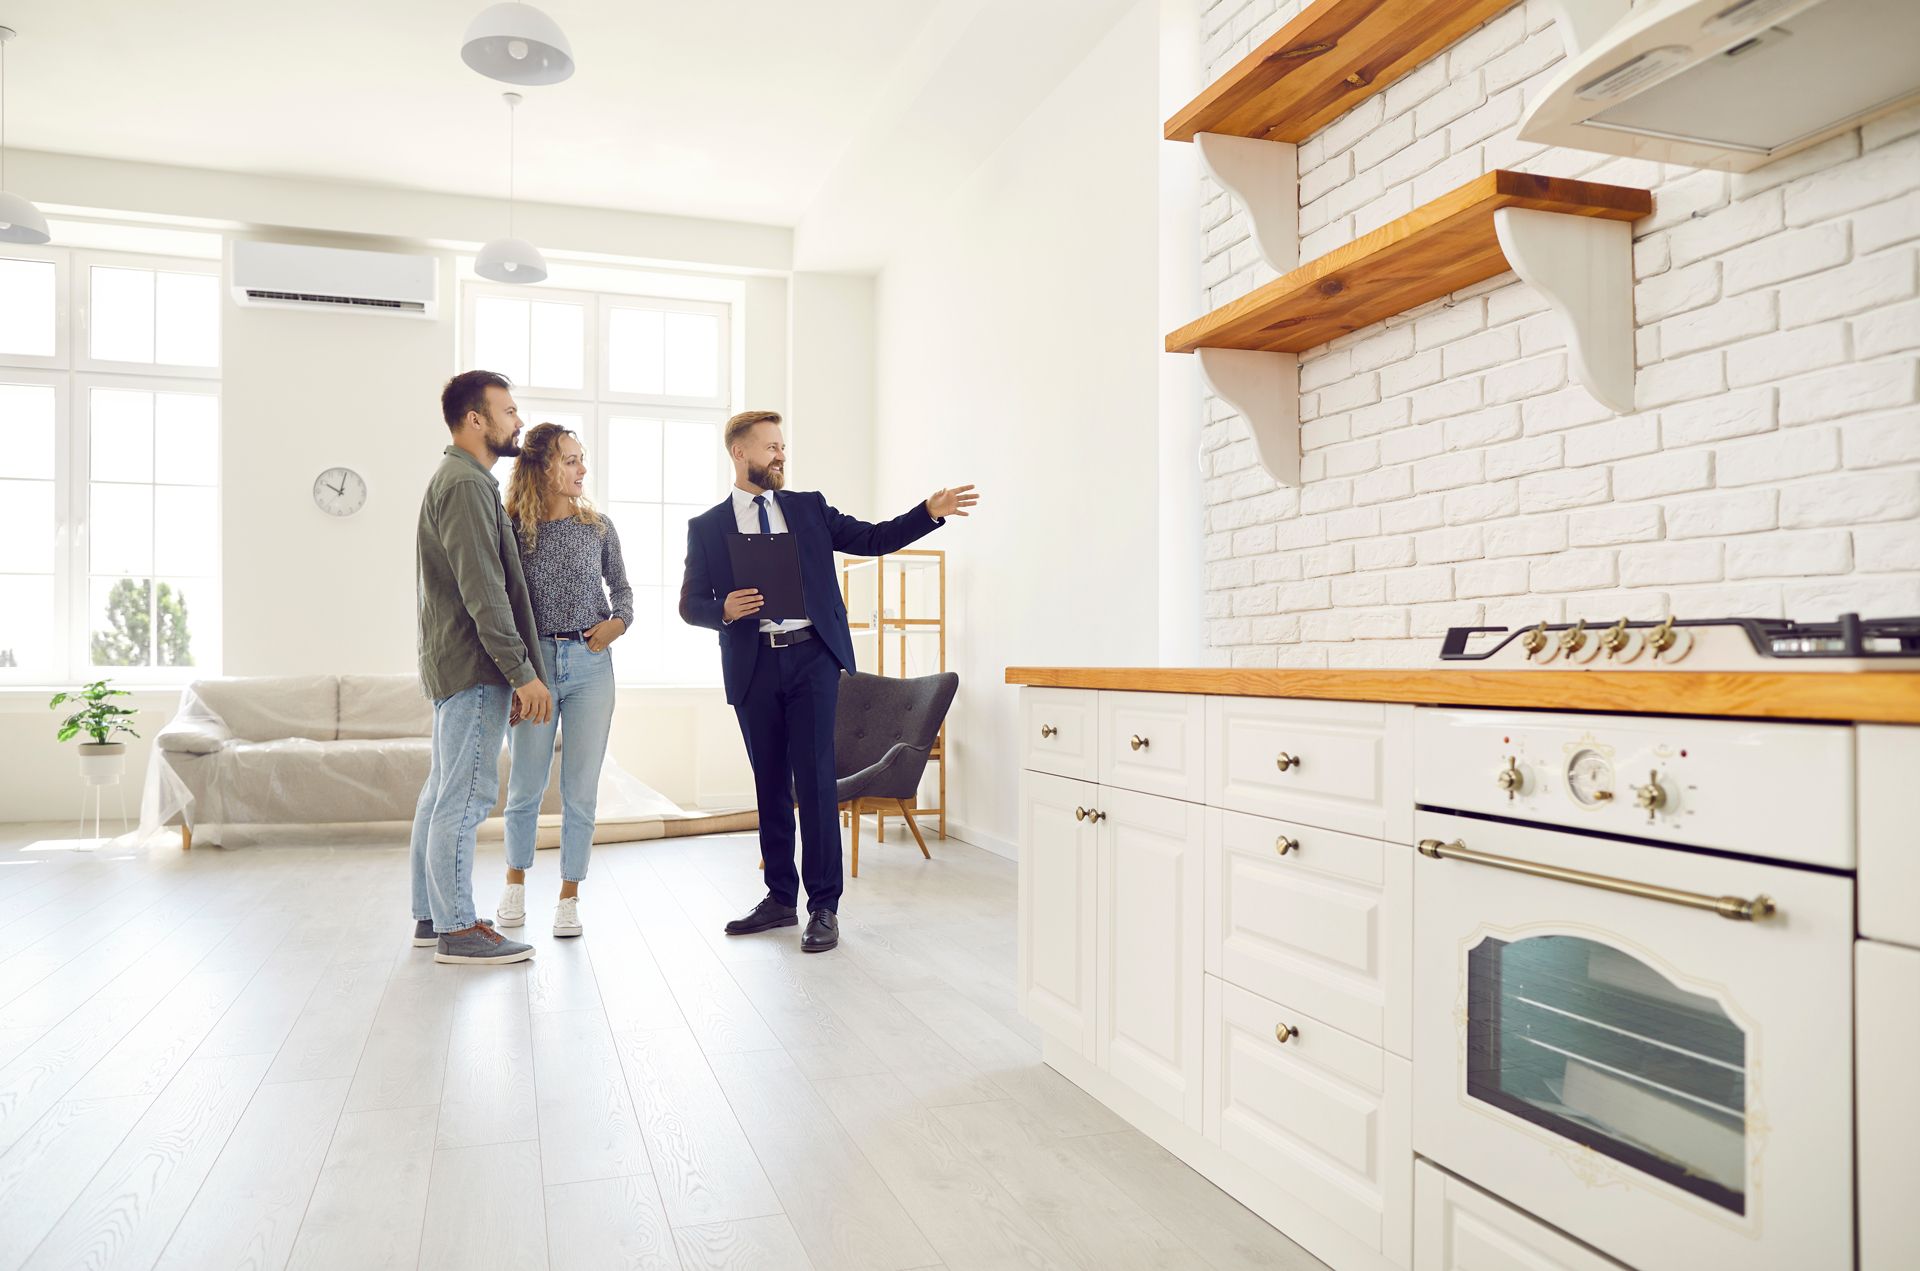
(753, 494, 772, 534)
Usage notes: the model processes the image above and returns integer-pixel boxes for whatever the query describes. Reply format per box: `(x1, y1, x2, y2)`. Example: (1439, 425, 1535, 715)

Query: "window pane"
(473, 296, 531, 385)
(0, 478, 56, 572)
(91, 390, 155, 483)
(153, 272, 220, 367)
(664, 312, 720, 398)
(609, 502, 662, 587)
(529, 301, 585, 390)
(491, 454, 516, 487)
(0, 575, 55, 671)
(0, 382, 56, 480)
(91, 483, 154, 575)
(0, 258, 56, 358)
(153, 486, 219, 576)
(662, 504, 708, 582)
(664, 420, 722, 504)
(607, 308, 664, 395)
(155, 578, 206, 667)
(91, 266, 157, 363)
(606, 416, 662, 502)
(624, 584, 663, 669)
(660, 592, 713, 684)
(152, 392, 220, 486)
(90, 576, 152, 667)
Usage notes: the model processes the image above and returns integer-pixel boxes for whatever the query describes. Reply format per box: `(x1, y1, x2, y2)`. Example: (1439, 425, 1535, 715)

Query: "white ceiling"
(0, 0, 951, 227)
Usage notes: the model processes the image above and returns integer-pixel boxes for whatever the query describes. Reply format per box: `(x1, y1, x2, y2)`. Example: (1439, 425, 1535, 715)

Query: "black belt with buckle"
(762, 627, 815, 649)
(547, 629, 592, 642)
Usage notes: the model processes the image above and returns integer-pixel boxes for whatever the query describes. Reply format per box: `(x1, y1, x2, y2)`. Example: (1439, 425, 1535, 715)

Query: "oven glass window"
(1467, 934, 1746, 1213)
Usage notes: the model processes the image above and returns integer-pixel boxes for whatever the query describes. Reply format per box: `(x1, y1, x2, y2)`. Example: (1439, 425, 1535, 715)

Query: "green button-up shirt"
(416, 445, 547, 701)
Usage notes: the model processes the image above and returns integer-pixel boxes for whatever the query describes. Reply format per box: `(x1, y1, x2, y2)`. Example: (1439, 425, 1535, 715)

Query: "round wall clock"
(312, 466, 368, 517)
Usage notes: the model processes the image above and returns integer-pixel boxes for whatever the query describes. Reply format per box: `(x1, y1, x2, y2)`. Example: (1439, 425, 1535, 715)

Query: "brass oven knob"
(1520, 622, 1550, 658)
(1040, 724, 1058, 739)
(1275, 1022, 1298, 1044)
(1275, 752, 1299, 771)
(1558, 618, 1588, 655)
(1275, 835, 1297, 856)
(1495, 756, 1524, 799)
(1602, 617, 1631, 654)
(1130, 735, 1149, 752)
(1647, 616, 1694, 662)
(1633, 771, 1668, 815)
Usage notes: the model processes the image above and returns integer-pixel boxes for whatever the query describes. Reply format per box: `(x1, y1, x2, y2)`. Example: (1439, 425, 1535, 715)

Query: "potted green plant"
(50, 679, 140, 784)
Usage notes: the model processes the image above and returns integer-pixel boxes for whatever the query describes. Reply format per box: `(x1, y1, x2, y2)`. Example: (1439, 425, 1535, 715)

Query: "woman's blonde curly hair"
(505, 422, 603, 553)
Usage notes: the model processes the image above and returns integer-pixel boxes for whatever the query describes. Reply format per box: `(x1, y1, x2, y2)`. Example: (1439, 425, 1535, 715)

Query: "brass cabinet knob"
(1275, 835, 1297, 856)
(1495, 756, 1523, 800)
(1040, 724, 1058, 739)
(1275, 752, 1299, 771)
(1074, 806, 1088, 822)
(1633, 771, 1667, 814)
(1130, 734, 1149, 752)
(1086, 808, 1107, 825)
(1275, 1022, 1298, 1044)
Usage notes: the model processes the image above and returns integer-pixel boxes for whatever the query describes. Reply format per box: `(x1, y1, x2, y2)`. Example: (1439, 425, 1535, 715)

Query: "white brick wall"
(1197, 0, 1920, 667)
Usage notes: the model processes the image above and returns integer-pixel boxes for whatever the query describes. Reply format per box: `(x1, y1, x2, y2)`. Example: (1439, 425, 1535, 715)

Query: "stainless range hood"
(1521, 0, 1920, 172)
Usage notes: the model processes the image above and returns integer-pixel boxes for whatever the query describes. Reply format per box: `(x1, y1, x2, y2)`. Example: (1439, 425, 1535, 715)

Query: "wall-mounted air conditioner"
(1521, 0, 1920, 172)
(230, 240, 439, 319)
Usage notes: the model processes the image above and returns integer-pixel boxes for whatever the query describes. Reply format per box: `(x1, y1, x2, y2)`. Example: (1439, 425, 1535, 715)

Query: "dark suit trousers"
(734, 637, 843, 913)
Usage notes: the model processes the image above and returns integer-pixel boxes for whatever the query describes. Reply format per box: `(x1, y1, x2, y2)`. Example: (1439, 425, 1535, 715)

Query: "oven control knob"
(1647, 616, 1695, 663)
(1520, 622, 1551, 660)
(1633, 771, 1668, 815)
(1495, 756, 1525, 799)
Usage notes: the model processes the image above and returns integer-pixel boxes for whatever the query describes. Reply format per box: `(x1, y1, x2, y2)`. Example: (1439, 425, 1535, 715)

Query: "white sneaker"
(553, 895, 582, 938)
(497, 882, 526, 928)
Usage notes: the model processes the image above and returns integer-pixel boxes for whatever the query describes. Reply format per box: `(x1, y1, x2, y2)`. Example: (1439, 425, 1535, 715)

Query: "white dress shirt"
(728, 485, 812, 635)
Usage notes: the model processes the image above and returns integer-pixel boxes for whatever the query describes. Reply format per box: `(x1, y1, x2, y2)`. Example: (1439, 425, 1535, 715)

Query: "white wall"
(873, 0, 1165, 853)
(1197, 0, 1920, 665)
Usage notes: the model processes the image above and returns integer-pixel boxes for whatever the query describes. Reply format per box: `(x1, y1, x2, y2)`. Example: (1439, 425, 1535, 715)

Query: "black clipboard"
(725, 533, 806, 621)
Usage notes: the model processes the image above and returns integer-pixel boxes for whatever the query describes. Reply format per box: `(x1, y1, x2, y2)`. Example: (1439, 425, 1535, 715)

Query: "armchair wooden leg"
(849, 801, 861, 878)
(180, 823, 192, 851)
(900, 801, 930, 859)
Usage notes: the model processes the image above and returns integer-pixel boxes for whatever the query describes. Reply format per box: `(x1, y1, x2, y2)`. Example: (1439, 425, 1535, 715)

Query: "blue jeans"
(410, 682, 511, 933)
(504, 637, 615, 882)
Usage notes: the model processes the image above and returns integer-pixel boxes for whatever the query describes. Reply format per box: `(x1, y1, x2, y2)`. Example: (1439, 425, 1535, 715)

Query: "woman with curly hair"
(496, 422, 632, 938)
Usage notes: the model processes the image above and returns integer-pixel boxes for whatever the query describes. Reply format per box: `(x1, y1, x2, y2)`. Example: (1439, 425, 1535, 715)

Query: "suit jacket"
(680, 489, 944, 704)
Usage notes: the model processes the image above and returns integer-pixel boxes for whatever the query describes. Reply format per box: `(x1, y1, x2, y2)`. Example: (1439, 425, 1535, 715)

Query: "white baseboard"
(946, 819, 1018, 861)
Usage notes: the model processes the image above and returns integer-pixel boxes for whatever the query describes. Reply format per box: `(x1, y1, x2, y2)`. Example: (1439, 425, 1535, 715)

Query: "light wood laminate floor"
(0, 821, 1323, 1271)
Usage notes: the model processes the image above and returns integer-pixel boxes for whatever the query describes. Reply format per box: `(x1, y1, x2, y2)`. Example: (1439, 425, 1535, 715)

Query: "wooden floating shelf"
(1167, 0, 1521, 144)
(1167, 170, 1650, 355)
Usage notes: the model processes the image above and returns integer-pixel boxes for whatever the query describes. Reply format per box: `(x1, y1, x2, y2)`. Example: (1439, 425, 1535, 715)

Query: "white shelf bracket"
(1542, 0, 1631, 57)
(1194, 133, 1299, 274)
(1495, 207, 1636, 415)
(1196, 347, 1300, 486)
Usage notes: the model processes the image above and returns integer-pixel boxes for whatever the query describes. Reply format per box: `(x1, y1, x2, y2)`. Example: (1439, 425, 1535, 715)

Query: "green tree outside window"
(91, 579, 194, 667)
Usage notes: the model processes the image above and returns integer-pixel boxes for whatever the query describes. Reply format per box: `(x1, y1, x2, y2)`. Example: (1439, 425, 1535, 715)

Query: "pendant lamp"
(461, 3, 575, 86)
(476, 92, 546, 285)
(0, 27, 50, 246)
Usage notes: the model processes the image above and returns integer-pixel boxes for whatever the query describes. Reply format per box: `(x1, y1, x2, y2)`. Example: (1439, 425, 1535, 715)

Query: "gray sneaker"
(412, 919, 436, 948)
(434, 922, 534, 965)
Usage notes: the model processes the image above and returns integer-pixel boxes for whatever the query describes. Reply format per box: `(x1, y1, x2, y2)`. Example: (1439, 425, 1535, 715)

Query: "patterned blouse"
(513, 514, 635, 638)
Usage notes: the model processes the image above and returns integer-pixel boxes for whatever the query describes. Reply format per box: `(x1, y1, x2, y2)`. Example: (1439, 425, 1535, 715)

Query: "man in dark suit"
(679, 410, 977, 952)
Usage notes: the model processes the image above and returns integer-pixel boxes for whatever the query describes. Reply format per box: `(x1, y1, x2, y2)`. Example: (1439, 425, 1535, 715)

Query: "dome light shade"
(461, 4, 574, 85)
(0, 188, 48, 245)
(476, 236, 547, 284)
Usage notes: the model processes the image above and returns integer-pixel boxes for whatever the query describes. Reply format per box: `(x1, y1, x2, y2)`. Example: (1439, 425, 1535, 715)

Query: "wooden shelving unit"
(840, 548, 947, 844)
(1167, 170, 1650, 354)
(1166, 0, 1521, 144)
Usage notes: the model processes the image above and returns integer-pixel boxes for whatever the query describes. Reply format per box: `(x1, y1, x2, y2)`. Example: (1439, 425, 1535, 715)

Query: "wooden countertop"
(1005, 667, 1920, 725)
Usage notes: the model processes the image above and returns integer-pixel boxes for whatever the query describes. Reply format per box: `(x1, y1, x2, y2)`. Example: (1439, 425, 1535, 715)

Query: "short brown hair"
(443, 370, 511, 431)
(724, 410, 782, 454)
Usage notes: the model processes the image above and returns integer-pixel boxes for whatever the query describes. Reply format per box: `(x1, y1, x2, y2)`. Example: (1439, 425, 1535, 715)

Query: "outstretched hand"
(926, 485, 980, 520)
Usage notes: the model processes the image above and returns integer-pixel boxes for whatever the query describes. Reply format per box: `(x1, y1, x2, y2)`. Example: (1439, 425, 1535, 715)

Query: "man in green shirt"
(408, 370, 553, 965)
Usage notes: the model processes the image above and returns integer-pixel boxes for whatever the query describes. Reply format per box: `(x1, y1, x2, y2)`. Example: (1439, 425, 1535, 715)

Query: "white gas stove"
(1437, 612, 1920, 671)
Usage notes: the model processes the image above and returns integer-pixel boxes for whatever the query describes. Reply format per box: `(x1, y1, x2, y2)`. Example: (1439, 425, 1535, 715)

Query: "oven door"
(1413, 810, 1854, 1270)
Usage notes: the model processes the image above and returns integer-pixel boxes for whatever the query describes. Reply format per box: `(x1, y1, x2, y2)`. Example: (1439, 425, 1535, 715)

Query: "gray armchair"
(834, 670, 958, 876)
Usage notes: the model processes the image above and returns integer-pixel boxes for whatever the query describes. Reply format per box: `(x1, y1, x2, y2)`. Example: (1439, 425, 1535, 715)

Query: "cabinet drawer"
(1205, 975, 1411, 1259)
(1207, 808, 1411, 1056)
(1207, 697, 1412, 840)
(1022, 688, 1098, 781)
(1859, 725, 1920, 947)
(1414, 1161, 1624, 1271)
(1099, 692, 1205, 802)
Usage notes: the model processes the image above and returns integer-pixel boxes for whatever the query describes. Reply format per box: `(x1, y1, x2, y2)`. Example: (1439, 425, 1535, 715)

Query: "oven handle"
(1415, 838, 1778, 922)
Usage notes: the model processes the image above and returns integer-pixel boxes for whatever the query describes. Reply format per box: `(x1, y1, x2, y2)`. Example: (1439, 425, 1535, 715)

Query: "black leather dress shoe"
(724, 896, 799, 935)
(802, 909, 839, 953)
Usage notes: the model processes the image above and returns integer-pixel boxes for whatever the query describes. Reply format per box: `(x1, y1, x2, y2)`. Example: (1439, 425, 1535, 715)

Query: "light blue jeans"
(504, 637, 615, 882)
(410, 681, 511, 933)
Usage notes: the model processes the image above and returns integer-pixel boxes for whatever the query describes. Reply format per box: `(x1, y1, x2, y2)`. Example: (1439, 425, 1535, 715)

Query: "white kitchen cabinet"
(1205, 974, 1412, 1263)
(1094, 785, 1206, 1130)
(1858, 725, 1920, 948)
(1857, 939, 1920, 1270)
(1022, 687, 1099, 782)
(1207, 697, 1413, 841)
(1018, 770, 1098, 1057)
(1207, 806, 1412, 1056)
(1099, 691, 1206, 802)
(1414, 1162, 1625, 1271)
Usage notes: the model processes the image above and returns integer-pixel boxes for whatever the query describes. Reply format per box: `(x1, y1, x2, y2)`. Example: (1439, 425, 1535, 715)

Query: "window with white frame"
(461, 281, 733, 686)
(0, 245, 222, 684)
